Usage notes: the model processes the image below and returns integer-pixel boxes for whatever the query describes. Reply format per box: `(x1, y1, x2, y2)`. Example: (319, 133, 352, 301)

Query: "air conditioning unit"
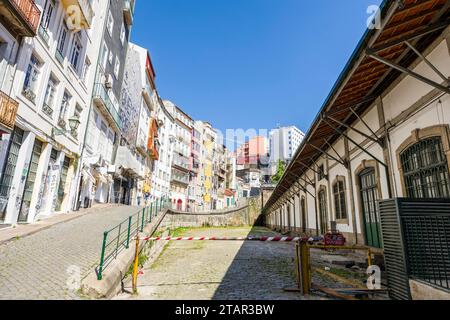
(105, 74, 113, 89)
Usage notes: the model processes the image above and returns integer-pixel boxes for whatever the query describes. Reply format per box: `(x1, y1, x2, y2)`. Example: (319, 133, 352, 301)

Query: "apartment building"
(200, 121, 216, 211)
(0, 0, 98, 224)
(79, 0, 134, 207)
(150, 97, 173, 203)
(189, 121, 202, 212)
(164, 100, 192, 211)
(117, 42, 158, 206)
(269, 125, 305, 175)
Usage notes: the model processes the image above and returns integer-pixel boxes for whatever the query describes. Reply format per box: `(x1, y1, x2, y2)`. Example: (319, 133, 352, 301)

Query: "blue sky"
(131, 0, 382, 137)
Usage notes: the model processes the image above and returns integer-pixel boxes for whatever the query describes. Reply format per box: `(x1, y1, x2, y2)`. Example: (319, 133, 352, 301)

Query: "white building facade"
(0, 0, 98, 224)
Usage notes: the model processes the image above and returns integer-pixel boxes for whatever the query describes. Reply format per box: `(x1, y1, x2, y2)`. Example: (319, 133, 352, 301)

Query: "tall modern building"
(269, 126, 305, 174)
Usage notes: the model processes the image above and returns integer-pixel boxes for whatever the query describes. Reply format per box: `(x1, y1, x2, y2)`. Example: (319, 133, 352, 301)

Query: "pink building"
(237, 136, 269, 165)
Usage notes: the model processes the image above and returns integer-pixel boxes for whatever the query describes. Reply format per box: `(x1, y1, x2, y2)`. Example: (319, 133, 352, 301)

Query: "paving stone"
(0, 205, 140, 300)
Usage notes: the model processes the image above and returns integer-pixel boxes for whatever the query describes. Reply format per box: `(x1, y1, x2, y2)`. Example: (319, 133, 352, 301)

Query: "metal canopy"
(265, 0, 450, 212)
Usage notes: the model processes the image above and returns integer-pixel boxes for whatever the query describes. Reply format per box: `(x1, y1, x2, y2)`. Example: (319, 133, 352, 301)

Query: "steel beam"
(324, 118, 387, 168)
(366, 50, 450, 95)
(326, 114, 382, 146)
(370, 18, 450, 53)
(308, 143, 347, 167)
(405, 40, 448, 83)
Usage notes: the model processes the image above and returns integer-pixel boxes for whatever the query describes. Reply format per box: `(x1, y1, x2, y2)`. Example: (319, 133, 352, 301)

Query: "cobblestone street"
(116, 227, 329, 300)
(0, 205, 140, 300)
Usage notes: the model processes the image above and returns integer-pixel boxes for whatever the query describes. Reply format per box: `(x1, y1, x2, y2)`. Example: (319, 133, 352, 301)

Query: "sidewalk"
(0, 203, 120, 245)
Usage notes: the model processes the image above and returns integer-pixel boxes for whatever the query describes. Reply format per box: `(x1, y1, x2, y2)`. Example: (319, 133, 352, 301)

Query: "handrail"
(96, 197, 170, 280)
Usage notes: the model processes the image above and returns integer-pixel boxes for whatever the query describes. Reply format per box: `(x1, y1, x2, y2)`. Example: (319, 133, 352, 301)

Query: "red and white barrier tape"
(137, 236, 311, 242)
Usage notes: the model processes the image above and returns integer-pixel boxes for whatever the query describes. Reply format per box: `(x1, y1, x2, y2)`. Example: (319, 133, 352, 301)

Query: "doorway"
(318, 189, 328, 234)
(359, 167, 382, 248)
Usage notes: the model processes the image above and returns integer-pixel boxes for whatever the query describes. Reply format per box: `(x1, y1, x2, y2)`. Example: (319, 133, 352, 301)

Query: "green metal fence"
(96, 197, 169, 280)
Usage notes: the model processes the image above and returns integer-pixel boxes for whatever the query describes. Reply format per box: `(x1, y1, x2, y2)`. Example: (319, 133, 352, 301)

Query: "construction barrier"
(136, 236, 322, 242)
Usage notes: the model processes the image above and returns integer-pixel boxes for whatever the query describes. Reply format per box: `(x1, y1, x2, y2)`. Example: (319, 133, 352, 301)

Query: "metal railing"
(0, 89, 19, 130)
(92, 83, 122, 130)
(96, 197, 170, 280)
(9, 0, 41, 33)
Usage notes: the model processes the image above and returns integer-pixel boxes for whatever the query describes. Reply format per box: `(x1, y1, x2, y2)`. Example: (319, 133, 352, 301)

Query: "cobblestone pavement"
(0, 204, 140, 300)
(116, 227, 330, 300)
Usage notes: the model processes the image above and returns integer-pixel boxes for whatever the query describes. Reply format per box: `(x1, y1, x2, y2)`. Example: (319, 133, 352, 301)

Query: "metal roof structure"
(264, 0, 450, 211)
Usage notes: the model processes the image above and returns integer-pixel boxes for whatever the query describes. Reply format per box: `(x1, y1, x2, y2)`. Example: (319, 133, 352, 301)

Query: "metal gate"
(379, 198, 450, 300)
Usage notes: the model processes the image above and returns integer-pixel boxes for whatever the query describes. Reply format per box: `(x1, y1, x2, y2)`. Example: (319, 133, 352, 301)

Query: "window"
(109, 51, 113, 65)
(400, 137, 450, 199)
(318, 188, 328, 234)
(40, 0, 55, 30)
(120, 23, 126, 45)
(107, 11, 114, 35)
(42, 76, 58, 117)
(70, 35, 82, 70)
(333, 178, 347, 220)
(58, 92, 71, 125)
(318, 164, 326, 181)
(22, 54, 41, 103)
(100, 41, 108, 69)
(57, 22, 68, 54)
(81, 57, 91, 83)
(114, 57, 120, 78)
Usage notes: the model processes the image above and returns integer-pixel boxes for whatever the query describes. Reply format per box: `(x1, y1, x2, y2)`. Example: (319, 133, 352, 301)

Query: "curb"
(0, 204, 120, 246)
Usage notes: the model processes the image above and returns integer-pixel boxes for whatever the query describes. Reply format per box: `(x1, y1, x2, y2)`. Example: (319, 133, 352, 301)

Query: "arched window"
(400, 137, 450, 199)
(333, 178, 347, 220)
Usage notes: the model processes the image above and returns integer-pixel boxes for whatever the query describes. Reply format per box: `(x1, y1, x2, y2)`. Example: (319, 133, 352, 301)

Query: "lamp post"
(52, 116, 81, 138)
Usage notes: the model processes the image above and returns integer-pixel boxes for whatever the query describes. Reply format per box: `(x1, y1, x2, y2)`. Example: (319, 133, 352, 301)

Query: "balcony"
(61, 0, 94, 30)
(136, 135, 148, 156)
(172, 153, 190, 172)
(123, 0, 134, 26)
(92, 83, 122, 132)
(0, 90, 19, 132)
(0, 0, 41, 37)
(171, 169, 189, 186)
(115, 146, 143, 178)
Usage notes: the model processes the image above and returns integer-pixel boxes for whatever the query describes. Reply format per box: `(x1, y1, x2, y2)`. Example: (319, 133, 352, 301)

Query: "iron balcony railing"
(0, 89, 19, 131)
(92, 83, 122, 130)
(97, 197, 170, 280)
(8, 0, 41, 34)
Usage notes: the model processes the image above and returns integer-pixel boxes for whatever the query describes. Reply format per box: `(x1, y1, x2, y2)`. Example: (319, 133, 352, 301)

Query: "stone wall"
(161, 196, 262, 229)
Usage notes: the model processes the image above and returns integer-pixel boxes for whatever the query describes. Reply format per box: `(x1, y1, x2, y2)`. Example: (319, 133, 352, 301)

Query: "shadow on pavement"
(211, 224, 304, 300)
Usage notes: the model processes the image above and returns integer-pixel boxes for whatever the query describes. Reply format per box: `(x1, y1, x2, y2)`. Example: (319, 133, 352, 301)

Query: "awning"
(265, 0, 450, 211)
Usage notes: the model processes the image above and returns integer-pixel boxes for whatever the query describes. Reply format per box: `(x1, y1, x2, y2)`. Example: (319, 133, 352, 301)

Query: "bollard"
(299, 241, 311, 295)
(132, 236, 140, 294)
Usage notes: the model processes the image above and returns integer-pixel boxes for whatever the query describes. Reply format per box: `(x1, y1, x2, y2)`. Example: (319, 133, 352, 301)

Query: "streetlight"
(52, 116, 81, 137)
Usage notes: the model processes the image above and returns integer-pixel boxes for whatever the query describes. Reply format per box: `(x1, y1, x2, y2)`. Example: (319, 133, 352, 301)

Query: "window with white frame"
(108, 51, 113, 65)
(56, 22, 68, 54)
(120, 23, 126, 45)
(81, 57, 91, 84)
(58, 91, 71, 124)
(114, 57, 120, 79)
(42, 76, 58, 117)
(40, 0, 56, 30)
(100, 42, 108, 70)
(107, 11, 114, 35)
(70, 34, 82, 71)
(22, 54, 42, 103)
